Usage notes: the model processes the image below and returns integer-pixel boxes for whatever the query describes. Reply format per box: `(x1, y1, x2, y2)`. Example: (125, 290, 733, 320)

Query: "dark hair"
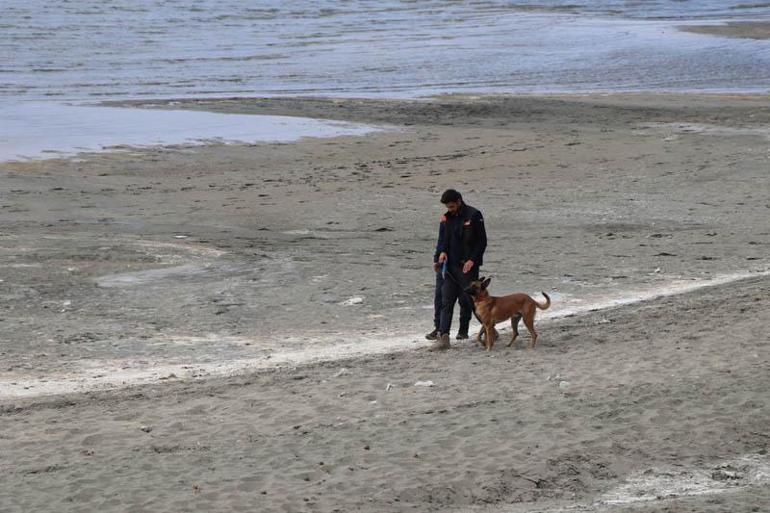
(440, 189, 462, 204)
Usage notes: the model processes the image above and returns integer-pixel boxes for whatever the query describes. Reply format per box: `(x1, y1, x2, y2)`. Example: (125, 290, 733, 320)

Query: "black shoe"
(425, 328, 439, 340)
(455, 332, 469, 340)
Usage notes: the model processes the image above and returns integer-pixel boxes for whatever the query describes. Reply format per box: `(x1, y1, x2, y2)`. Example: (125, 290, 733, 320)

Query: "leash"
(440, 260, 482, 322)
(441, 261, 468, 287)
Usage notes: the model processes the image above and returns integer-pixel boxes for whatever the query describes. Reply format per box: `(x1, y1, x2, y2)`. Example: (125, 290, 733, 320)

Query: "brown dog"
(466, 277, 551, 351)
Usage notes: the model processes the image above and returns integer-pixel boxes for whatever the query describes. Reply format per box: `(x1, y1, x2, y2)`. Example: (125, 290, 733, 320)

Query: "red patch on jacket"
(441, 215, 447, 222)
(463, 220, 471, 226)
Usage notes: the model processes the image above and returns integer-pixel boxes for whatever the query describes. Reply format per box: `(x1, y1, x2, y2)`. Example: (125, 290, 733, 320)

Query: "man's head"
(440, 189, 463, 215)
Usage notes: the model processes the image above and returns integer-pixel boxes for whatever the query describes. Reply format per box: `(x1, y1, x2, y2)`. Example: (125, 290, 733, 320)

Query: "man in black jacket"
(425, 216, 473, 342)
(429, 189, 487, 351)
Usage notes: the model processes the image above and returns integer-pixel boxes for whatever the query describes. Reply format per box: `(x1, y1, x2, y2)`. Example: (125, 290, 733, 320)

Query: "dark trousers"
(438, 264, 478, 335)
(433, 271, 471, 330)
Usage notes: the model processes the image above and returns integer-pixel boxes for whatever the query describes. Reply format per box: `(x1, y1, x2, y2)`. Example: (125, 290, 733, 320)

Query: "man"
(425, 216, 473, 342)
(429, 189, 487, 351)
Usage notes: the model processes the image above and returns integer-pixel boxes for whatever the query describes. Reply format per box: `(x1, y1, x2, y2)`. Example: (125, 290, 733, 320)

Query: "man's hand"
(462, 260, 474, 273)
(438, 252, 447, 264)
(432, 262, 440, 272)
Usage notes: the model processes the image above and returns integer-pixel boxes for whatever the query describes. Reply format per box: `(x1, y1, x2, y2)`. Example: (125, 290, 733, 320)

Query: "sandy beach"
(1, 93, 769, 512)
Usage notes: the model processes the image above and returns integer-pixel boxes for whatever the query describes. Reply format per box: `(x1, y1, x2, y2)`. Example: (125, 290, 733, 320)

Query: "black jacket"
(436, 204, 487, 267)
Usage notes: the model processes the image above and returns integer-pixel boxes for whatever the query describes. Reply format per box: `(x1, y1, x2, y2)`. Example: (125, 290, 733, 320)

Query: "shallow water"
(3, 0, 769, 103)
(0, 102, 383, 161)
(3, 1, 768, 160)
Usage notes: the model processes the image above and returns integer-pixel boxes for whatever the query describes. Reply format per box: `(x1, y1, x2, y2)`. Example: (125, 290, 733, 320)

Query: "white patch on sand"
(0, 334, 421, 399)
(639, 122, 770, 140)
(91, 238, 228, 286)
(130, 239, 228, 259)
(281, 229, 330, 238)
(466, 454, 770, 512)
(539, 270, 770, 321)
(597, 454, 770, 506)
(1, 269, 768, 399)
(96, 264, 208, 287)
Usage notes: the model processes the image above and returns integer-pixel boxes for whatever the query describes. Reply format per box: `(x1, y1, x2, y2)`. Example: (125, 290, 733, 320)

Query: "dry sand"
(1, 93, 768, 512)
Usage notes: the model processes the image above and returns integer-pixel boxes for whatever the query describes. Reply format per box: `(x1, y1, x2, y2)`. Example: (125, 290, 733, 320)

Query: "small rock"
(558, 381, 570, 390)
(414, 380, 435, 387)
(140, 425, 152, 433)
(340, 297, 364, 306)
(334, 368, 348, 378)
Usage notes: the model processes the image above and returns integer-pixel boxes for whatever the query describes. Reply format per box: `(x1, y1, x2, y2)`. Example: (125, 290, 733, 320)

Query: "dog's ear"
(482, 277, 491, 289)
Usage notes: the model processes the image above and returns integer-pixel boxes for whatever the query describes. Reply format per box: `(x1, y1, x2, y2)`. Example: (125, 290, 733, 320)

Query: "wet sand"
(679, 21, 770, 40)
(1, 93, 768, 511)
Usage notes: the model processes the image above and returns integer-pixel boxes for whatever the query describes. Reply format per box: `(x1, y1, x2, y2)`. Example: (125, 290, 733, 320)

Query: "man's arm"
(433, 219, 445, 271)
(469, 211, 487, 265)
(435, 215, 447, 260)
(434, 219, 445, 263)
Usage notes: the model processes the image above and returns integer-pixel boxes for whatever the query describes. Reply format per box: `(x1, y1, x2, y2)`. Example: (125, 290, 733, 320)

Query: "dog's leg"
(523, 310, 538, 349)
(489, 323, 497, 350)
(507, 313, 521, 347)
(484, 324, 494, 351)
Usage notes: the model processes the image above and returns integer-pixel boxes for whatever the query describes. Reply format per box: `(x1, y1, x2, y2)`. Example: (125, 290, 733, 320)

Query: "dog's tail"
(535, 292, 551, 310)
